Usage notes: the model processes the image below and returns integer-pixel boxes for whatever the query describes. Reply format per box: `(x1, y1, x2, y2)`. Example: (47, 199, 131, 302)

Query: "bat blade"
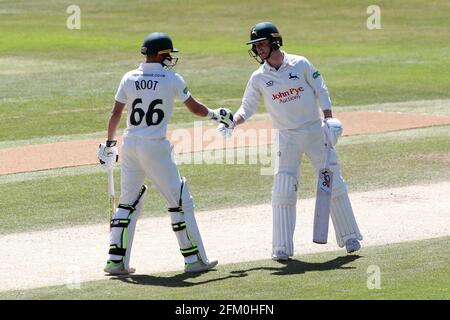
(109, 195, 115, 220)
(107, 169, 115, 228)
(313, 167, 333, 244)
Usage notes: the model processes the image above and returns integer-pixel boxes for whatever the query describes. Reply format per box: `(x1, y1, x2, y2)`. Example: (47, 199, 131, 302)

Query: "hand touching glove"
(98, 140, 119, 170)
(208, 108, 236, 138)
(217, 122, 235, 138)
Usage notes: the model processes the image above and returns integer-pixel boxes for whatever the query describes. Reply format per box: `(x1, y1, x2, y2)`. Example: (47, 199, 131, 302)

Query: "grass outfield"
(0, 125, 449, 234)
(1, 0, 450, 141)
(2, 237, 449, 299)
(2, 0, 449, 301)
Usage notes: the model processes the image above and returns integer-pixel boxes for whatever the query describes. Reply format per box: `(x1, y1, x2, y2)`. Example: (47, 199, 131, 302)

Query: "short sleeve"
(114, 74, 128, 104)
(173, 73, 191, 102)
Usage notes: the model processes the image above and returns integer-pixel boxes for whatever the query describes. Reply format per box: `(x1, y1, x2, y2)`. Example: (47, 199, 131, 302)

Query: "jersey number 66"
(130, 98, 165, 127)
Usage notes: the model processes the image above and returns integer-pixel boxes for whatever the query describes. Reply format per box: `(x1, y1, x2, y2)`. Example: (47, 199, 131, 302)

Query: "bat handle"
(107, 168, 115, 197)
(323, 125, 334, 169)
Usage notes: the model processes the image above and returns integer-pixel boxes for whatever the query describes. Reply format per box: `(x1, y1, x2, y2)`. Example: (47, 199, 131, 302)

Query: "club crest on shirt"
(266, 80, 274, 87)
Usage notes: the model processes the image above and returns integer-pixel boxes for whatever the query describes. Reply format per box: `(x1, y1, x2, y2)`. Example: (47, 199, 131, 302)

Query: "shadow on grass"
(112, 269, 247, 288)
(231, 255, 362, 277)
(112, 255, 361, 288)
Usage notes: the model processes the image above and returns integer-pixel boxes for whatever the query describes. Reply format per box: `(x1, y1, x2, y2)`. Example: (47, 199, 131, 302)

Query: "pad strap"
(167, 177, 201, 258)
(110, 219, 131, 228)
(118, 203, 136, 213)
(180, 245, 199, 257)
(109, 244, 126, 256)
(172, 222, 186, 232)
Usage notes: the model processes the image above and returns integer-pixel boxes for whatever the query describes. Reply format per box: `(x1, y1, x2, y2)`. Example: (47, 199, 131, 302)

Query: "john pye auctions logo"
(272, 87, 304, 103)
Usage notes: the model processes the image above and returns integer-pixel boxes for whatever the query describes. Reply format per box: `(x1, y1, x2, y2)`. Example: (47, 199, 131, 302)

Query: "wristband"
(206, 108, 216, 120)
(106, 140, 117, 147)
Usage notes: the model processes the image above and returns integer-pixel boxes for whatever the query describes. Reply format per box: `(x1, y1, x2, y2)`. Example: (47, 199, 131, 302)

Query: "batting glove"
(323, 118, 343, 147)
(208, 108, 235, 128)
(98, 140, 119, 170)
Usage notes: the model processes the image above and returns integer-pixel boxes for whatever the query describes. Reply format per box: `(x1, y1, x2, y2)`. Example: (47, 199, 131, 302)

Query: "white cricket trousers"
(110, 136, 207, 266)
(120, 136, 181, 208)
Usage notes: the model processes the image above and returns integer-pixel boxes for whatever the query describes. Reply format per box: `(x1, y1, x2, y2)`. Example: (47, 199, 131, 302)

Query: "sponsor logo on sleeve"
(312, 71, 321, 79)
(183, 87, 189, 95)
(266, 80, 274, 87)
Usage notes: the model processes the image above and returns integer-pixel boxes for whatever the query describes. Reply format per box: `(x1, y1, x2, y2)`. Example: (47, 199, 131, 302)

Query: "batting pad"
(109, 186, 147, 270)
(272, 173, 298, 257)
(330, 185, 363, 247)
(169, 177, 210, 264)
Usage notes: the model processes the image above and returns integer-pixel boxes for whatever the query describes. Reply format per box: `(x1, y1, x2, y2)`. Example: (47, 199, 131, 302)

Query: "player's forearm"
(184, 96, 211, 117)
(107, 112, 122, 141)
(194, 103, 210, 118)
(234, 114, 246, 126)
(318, 89, 332, 111)
(233, 101, 257, 125)
(107, 101, 126, 141)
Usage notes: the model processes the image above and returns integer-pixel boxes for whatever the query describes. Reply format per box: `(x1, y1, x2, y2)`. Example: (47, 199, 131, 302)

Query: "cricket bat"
(313, 142, 333, 244)
(107, 168, 115, 229)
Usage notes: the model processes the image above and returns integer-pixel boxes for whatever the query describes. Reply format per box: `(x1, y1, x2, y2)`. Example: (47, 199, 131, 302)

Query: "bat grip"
(323, 126, 333, 169)
(325, 143, 332, 169)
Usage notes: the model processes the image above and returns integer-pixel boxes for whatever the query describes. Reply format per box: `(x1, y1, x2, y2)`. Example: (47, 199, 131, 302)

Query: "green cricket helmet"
(246, 22, 283, 45)
(140, 32, 179, 68)
(141, 32, 178, 55)
(246, 22, 283, 64)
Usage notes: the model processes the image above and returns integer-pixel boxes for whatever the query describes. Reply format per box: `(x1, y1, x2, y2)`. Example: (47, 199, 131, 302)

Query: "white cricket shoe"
(272, 251, 289, 261)
(184, 259, 218, 273)
(104, 260, 136, 275)
(345, 239, 361, 253)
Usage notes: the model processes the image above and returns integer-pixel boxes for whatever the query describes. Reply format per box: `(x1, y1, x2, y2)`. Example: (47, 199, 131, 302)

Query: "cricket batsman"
(98, 32, 234, 275)
(219, 22, 363, 261)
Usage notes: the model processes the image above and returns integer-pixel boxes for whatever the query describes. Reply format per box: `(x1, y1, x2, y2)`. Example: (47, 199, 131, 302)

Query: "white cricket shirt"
(115, 63, 191, 139)
(236, 52, 332, 130)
